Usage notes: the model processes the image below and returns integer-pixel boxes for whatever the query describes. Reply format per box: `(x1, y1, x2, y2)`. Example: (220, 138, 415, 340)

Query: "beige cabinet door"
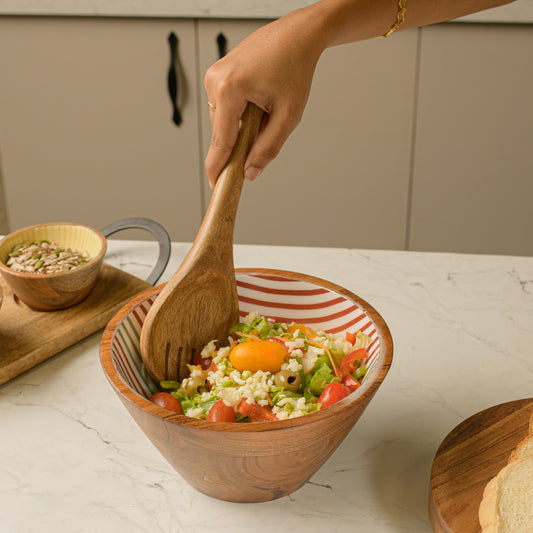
(0, 16, 202, 241)
(198, 19, 418, 249)
(409, 23, 533, 256)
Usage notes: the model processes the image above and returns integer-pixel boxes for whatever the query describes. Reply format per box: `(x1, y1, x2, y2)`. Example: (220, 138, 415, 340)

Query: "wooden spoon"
(140, 103, 263, 383)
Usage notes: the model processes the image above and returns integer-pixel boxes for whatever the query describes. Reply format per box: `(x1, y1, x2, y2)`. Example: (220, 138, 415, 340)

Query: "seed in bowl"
(153, 312, 372, 422)
(5, 240, 90, 274)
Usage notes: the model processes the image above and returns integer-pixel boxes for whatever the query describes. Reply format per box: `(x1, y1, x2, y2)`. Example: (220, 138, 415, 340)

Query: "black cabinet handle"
(167, 32, 182, 126)
(216, 33, 227, 59)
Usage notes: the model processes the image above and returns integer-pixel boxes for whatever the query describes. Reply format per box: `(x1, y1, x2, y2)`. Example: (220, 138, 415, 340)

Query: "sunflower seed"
(4, 240, 92, 274)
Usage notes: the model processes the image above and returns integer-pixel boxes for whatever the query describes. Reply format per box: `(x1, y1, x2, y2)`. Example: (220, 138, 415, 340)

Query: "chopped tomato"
(345, 331, 357, 344)
(341, 374, 361, 390)
(267, 337, 288, 348)
(318, 382, 352, 409)
(207, 400, 236, 422)
(338, 348, 367, 380)
(203, 362, 218, 391)
(238, 399, 278, 422)
(193, 351, 212, 370)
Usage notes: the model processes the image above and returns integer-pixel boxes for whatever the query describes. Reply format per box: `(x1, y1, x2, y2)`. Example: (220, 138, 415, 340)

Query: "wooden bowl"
(0, 222, 107, 310)
(100, 268, 393, 503)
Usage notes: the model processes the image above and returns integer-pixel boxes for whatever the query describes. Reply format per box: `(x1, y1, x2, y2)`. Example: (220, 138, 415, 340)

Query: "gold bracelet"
(377, 0, 407, 38)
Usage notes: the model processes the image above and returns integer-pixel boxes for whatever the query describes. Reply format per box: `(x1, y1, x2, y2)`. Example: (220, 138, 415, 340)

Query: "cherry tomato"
(318, 382, 352, 409)
(338, 348, 367, 379)
(207, 400, 236, 422)
(193, 351, 212, 370)
(341, 374, 361, 390)
(287, 323, 317, 338)
(238, 399, 279, 422)
(149, 392, 182, 414)
(229, 340, 286, 373)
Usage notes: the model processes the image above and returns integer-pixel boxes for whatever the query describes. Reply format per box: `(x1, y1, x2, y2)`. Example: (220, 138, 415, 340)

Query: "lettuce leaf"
(307, 362, 337, 396)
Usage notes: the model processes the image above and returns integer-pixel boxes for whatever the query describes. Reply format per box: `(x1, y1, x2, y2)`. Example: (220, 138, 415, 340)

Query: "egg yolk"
(229, 340, 287, 373)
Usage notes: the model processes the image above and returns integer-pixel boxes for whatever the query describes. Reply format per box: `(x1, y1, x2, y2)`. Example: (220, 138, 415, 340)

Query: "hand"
(203, 0, 516, 188)
(204, 8, 325, 188)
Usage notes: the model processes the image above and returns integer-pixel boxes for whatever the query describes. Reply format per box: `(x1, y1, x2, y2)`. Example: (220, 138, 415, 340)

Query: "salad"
(149, 312, 372, 422)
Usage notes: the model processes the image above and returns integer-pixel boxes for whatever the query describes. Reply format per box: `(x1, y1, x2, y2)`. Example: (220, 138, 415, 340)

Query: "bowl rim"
(0, 221, 107, 278)
(100, 268, 393, 433)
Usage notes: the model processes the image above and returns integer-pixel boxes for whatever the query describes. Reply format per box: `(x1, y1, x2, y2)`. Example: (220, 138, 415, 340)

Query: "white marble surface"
(1, 240, 532, 533)
(0, 0, 532, 22)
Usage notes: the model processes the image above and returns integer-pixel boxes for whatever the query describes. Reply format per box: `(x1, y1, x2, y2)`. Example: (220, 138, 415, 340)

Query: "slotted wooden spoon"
(140, 102, 263, 383)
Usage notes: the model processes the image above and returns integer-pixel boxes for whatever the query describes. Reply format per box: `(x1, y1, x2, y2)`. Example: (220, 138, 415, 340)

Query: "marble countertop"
(0, 0, 532, 22)
(1, 240, 532, 532)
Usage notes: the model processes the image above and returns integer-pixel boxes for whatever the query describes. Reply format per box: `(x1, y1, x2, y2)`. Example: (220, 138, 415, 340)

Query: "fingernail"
(245, 167, 263, 181)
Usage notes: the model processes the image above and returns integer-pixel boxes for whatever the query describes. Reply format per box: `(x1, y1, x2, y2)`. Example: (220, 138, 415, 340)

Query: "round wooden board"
(429, 398, 533, 533)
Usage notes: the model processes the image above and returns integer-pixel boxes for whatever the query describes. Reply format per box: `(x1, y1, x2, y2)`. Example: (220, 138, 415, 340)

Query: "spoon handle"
(189, 102, 263, 263)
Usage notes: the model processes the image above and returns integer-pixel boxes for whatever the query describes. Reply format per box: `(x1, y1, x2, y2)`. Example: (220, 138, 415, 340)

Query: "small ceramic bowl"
(0, 222, 107, 310)
(100, 268, 393, 503)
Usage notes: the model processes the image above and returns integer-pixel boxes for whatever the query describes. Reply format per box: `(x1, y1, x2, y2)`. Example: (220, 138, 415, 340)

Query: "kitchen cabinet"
(0, 16, 203, 241)
(197, 20, 533, 255)
(0, 15, 417, 250)
(198, 20, 418, 249)
(1, 15, 532, 255)
(409, 23, 533, 256)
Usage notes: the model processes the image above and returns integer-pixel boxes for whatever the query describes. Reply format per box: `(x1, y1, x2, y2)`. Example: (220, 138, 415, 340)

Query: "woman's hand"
(203, 0, 515, 188)
(204, 8, 325, 188)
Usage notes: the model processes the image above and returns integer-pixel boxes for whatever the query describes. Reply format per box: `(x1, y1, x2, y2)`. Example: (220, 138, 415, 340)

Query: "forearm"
(301, 0, 516, 49)
(203, 0, 516, 186)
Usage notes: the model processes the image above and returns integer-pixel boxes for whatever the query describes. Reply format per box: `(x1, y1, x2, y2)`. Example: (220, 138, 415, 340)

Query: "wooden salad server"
(140, 102, 263, 383)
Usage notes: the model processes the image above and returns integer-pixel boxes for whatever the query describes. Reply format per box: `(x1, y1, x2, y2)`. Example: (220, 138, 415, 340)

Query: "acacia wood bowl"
(0, 222, 107, 310)
(100, 268, 393, 503)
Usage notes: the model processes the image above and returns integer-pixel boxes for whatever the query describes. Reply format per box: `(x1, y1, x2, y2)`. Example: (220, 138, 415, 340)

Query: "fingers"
(205, 64, 251, 188)
(205, 95, 248, 189)
(244, 108, 301, 182)
(202, 14, 316, 188)
(205, 104, 301, 188)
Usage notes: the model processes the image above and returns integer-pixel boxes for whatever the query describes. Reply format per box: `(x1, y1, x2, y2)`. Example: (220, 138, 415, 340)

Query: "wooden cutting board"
(429, 398, 533, 533)
(0, 263, 151, 386)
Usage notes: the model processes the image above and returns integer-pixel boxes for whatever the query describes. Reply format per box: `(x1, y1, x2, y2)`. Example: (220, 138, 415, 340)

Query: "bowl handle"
(100, 218, 171, 286)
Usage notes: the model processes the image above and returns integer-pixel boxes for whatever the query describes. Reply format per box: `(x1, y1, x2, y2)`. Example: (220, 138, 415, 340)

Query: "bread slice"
(509, 435, 533, 464)
(508, 412, 533, 464)
(479, 455, 533, 532)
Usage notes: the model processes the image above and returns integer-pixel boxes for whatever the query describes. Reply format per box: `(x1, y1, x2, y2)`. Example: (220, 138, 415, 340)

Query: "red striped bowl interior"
(110, 272, 381, 399)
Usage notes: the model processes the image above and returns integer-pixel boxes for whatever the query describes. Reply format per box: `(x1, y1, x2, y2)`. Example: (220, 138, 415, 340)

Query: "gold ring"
(208, 100, 216, 111)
